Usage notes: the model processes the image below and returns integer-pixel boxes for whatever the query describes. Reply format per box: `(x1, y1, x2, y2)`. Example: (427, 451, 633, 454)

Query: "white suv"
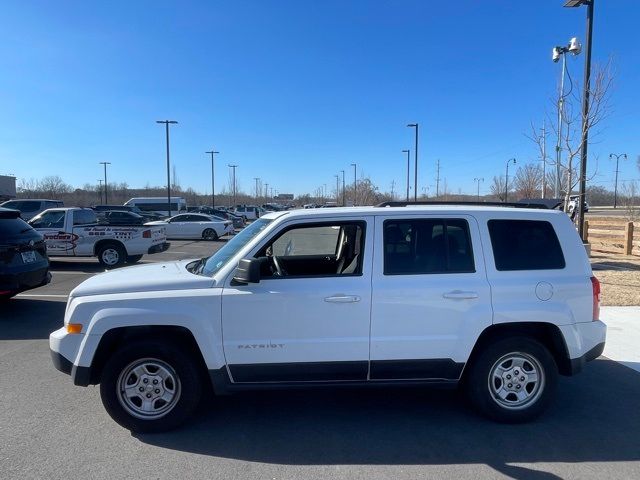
(50, 204, 606, 432)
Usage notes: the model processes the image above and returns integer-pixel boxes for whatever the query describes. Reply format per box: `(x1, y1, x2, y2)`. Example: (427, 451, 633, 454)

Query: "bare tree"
(39, 176, 72, 198)
(527, 59, 614, 213)
(490, 175, 506, 202)
(514, 164, 543, 199)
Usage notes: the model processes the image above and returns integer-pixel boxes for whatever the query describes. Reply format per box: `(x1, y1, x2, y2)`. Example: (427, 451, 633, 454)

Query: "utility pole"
(99, 162, 111, 204)
(474, 177, 484, 202)
(254, 177, 260, 200)
(435, 159, 441, 198)
(341, 170, 345, 206)
(335, 174, 340, 203)
(228, 164, 238, 207)
(402, 149, 410, 201)
(206, 150, 219, 207)
(156, 120, 178, 216)
(390, 180, 396, 200)
(351, 163, 357, 206)
(97, 180, 103, 204)
(505, 158, 516, 203)
(407, 123, 419, 202)
(609, 153, 627, 209)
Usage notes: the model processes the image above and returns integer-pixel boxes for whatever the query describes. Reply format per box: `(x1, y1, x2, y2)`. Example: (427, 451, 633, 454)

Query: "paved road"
(2, 240, 639, 479)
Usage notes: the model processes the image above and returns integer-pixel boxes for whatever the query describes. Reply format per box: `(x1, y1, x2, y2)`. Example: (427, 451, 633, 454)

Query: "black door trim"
(229, 360, 368, 383)
(370, 359, 464, 380)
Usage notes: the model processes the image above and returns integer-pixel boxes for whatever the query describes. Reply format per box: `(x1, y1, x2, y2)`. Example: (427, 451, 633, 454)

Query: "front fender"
(67, 289, 224, 371)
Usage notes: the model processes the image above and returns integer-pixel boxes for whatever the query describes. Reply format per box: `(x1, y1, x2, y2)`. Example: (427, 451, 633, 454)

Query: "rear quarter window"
(488, 219, 565, 271)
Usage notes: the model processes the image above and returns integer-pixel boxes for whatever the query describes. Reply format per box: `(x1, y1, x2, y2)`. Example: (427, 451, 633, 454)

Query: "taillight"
(591, 276, 601, 321)
(142, 230, 151, 238)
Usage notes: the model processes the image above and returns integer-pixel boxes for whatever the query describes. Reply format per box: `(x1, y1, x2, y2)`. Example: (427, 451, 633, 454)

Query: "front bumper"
(50, 327, 92, 386)
(148, 242, 170, 255)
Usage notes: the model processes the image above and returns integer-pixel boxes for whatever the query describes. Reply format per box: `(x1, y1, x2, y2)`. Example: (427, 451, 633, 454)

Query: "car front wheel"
(99, 341, 203, 433)
(465, 337, 557, 423)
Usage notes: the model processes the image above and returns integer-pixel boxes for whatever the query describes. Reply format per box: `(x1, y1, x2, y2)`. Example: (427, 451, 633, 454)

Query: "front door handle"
(443, 290, 479, 300)
(324, 295, 361, 303)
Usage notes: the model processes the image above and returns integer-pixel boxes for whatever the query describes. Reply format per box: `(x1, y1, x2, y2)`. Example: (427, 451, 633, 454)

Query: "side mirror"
(233, 258, 261, 284)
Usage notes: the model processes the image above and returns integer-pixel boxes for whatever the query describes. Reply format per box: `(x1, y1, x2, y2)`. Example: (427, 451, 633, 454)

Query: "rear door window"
(488, 219, 565, 271)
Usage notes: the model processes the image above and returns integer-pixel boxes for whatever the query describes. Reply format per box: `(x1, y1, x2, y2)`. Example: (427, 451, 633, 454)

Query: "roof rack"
(375, 200, 561, 210)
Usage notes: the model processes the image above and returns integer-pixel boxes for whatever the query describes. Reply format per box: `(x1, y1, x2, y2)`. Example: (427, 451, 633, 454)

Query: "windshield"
(197, 218, 272, 277)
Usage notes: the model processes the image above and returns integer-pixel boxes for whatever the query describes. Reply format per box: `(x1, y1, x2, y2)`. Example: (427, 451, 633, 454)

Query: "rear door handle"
(443, 290, 478, 300)
(324, 295, 361, 303)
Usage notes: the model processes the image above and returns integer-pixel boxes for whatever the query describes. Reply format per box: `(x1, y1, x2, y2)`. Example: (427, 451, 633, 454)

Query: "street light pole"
(340, 170, 345, 206)
(351, 163, 357, 206)
(99, 161, 111, 204)
(206, 150, 219, 207)
(156, 120, 178, 216)
(402, 149, 410, 201)
(407, 123, 419, 201)
(265, 183, 269, 200)
(228, 164, 238, 207)
(567, 0, 595, 241)
(334, 174, 340, 203)
(505, 158, 516, 203)
(609, 153, 627, 209)
(474, 177, 484, 202)
(254, 177, 260, 200)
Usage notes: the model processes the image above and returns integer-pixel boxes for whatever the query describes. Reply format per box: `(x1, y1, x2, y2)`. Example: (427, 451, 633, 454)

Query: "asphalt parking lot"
(2, 240, 640, 479)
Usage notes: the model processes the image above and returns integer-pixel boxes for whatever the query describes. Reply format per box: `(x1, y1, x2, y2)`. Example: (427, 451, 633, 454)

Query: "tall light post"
(334, 174, 340, 203)
(402, 149, 410, 201)
(564, 0, 595, 240)
(552, 37, 582, 198)
(609, 153, 627, 209)
(99, 161, 111, 204)
(351, 163, 357, 206)
(474, 177, 484, 202)
(340, 170, 345, 206)
(156, 120, 178, 216)
(407, 123, 419, 201)
(228, 164, 238, 207)
(205, 150, 219, 207)
(97, 179, 103, 204)
(505, 158, 516, 203)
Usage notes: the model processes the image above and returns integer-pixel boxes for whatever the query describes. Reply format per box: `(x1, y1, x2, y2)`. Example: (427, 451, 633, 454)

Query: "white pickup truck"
(29, 207, 169, 267)
(50, 204, 605, 432)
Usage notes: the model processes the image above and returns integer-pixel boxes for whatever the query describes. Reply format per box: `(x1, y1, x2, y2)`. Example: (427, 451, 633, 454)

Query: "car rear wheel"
(97, 243, 126, 268)
(465, 337, 557, 423)
(99, 341, 202, 433)
(202, 228, 218, 241)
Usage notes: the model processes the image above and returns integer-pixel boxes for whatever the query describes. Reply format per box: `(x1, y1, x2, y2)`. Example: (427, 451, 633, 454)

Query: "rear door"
(370, 214, 492, 380)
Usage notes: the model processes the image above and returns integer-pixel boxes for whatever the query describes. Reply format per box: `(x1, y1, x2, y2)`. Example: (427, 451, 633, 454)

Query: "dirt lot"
(590, 252, 640, 306)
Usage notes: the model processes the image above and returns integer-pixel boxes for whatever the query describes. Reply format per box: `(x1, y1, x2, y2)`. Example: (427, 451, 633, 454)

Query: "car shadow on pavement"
(138, 358, 639, 479)
(0, 299, 65, 340)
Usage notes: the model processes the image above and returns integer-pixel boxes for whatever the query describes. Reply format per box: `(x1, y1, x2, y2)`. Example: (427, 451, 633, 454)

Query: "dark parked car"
(100, 211, 146, 225)
(0, 207, 51, 300)
(193, 207, 244, 228)
(92, 205, 161, 221)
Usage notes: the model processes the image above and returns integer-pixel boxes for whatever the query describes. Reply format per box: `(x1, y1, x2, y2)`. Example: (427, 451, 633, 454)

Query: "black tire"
(464, 336, 558, 423)
(97, 243, 126, 268)
(126, 254, 144, 264)
(202, 228, 218, 241)
(99, 341, 203, 433)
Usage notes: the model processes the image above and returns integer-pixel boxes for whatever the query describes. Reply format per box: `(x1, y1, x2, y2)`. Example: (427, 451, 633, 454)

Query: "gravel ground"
(591, 253, 640, 306)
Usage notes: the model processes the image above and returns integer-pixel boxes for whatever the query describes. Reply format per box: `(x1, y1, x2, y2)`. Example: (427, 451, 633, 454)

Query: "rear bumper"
(0, 264, 51, 295)
(569, 342, 605, 375)
(148, 242, 170, 255)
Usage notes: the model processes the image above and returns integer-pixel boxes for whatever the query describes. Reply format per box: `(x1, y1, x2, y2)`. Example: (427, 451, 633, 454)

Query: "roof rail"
(375, 200, 559, 210)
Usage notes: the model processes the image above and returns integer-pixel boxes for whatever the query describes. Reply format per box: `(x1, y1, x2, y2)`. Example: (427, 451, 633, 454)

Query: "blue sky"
(1, 0, 639, 198)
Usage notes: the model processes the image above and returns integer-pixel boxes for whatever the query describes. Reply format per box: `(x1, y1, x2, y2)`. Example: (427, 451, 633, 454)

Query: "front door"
(221, 217, 372, 383)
